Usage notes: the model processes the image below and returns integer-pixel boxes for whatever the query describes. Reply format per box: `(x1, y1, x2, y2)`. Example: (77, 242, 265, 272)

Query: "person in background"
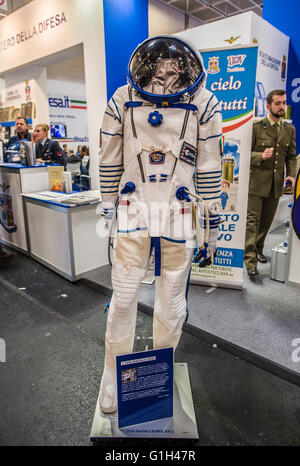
(66, 149, 81, 164)
(76, 145, 82, 157)
(244, 89, 297, 277)
(34, 124, 66, 165)
(80, 145, 90, 175)
(5, 117, 32, 161)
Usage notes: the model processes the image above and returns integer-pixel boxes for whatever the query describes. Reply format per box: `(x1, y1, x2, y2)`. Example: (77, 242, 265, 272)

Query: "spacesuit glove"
(194, 242, 217, 268)
(194, 226, 218, 268)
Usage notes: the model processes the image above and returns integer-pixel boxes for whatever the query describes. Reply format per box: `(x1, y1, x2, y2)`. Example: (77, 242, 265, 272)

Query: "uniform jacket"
(249, 117, 296, 198)
(5, 132, 32, 160)
(35, 139, 66, 165)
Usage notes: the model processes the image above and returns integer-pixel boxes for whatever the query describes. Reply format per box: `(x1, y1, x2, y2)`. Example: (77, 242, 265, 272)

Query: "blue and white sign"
(191, 46, 258, 289)
(116, 347, 173, 429)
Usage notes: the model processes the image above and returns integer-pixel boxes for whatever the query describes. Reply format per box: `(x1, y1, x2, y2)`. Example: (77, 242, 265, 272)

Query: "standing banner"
(191, 45, 258, 289)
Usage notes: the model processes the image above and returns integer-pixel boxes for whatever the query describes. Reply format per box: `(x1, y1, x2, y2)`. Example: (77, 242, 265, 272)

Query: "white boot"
(153, 315, 182, 351)
(99, 332, 134, 414)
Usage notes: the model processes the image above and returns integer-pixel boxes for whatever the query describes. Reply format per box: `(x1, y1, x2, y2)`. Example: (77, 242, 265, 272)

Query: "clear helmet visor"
(128, 36, 204, 98)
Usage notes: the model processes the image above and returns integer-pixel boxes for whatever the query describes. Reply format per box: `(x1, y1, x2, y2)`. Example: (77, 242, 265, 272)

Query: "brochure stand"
(90, 362, 198, 441)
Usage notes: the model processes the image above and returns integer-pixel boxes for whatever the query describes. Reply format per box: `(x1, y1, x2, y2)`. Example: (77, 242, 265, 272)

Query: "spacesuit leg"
(99, 260, 148, 413)
(153, 244, 194, 351)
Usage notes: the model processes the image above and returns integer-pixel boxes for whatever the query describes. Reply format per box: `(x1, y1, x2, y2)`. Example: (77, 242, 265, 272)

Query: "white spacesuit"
(99, 36, 222, 413)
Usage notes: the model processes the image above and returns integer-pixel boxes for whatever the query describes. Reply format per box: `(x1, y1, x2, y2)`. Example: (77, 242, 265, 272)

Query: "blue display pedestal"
(90, 363, 198, 441)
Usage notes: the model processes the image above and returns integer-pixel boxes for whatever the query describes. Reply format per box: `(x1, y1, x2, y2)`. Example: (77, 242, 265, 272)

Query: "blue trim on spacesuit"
(99, 164, 124, 168)
(197, 181, 221, 186)
(101, 131, 123, 137)
(99, 169, 124, 173)
(196, 175, 221, 180)
(117, 227, 148, 233)
(198, 133, 223, 141)
(151, 237, 161, 277)
(161, 236, 186, 244)
(124, 101, 199, 112)
(198, 94, 214, 124)
(197, 170, 222, 175)
(201, 110, 222, 124)
(112, 96, 122, 122)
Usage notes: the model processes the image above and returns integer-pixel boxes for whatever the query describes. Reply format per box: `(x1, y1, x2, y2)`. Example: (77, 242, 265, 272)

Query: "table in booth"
(21, 190, 108, 281)
(0, 163, 51, 253)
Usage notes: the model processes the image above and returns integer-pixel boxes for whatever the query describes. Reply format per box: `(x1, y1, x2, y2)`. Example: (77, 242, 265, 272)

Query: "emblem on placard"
(207, 56, 220, 74)
(227, 55, 246, 72)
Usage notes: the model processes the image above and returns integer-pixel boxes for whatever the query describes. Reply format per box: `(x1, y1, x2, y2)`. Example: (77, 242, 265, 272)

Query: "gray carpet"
(1, 251, 300, 445)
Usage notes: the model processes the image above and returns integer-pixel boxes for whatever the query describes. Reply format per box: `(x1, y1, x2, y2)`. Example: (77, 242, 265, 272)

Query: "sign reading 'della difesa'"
(116, 347, 173, 429)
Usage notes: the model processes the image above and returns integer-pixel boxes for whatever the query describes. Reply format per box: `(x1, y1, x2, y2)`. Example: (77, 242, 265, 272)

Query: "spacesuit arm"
(196, 93, 222, 252)
(99, 88, 125, 206)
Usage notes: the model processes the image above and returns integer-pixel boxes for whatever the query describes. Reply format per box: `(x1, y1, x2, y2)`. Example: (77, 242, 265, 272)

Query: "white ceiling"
(158, 0, 263, 24)
(1, 0, 263, 23)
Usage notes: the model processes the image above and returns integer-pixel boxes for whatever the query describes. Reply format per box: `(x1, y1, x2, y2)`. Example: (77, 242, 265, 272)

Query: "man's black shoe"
(247, 266, 258, 276)
(257, 253, 267, 263)
(0, 252, 13, 263)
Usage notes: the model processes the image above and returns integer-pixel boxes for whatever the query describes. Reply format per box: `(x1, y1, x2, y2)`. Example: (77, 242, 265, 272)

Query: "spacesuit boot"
(99, 331, 134, 414)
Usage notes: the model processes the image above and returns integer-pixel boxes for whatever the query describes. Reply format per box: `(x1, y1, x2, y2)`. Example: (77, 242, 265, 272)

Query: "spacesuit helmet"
(127, 36, 206, 104)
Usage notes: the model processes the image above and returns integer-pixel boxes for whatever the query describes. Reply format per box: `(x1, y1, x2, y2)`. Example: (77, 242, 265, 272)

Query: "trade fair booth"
(0, 0, 110, 276)
(1, 0, 300, 447)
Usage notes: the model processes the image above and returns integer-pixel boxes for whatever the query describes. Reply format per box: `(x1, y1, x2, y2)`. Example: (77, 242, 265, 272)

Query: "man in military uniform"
(244, 89, 297, 276)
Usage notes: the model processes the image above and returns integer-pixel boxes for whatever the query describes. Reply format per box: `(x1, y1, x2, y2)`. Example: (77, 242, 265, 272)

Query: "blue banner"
(191, 46, 258, 288)
(202, 46, 258, 124)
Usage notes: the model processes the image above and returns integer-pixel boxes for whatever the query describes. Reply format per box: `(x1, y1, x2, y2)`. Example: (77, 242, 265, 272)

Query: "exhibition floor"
(0, 250, 300, 446)
(85, 222, 300, 381)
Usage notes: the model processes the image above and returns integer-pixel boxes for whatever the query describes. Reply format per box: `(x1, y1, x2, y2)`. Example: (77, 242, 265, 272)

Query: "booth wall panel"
(26, 202, 71, 275)
(103, 0, 149, 101)
(71, 207, 108, 275)
(263, 0, 300, 152)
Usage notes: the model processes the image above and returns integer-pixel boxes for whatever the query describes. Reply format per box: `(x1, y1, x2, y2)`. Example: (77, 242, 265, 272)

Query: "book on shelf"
(48, 166, 64, 192)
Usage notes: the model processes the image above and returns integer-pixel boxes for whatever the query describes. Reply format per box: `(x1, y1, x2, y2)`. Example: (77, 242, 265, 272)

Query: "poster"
(116, 347, 173, 429)
(191, 45, 258, 289)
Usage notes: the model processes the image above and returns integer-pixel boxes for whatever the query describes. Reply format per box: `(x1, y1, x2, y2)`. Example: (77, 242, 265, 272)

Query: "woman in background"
(34, 124, 65, 165)
(80, 145, 90, 175)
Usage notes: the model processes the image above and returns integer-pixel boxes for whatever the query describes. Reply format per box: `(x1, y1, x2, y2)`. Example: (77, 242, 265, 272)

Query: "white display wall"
(47, 79, 88, 152)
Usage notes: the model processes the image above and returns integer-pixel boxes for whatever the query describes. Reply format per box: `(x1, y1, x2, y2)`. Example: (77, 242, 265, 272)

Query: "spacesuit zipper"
(137, 153, 146, 183)
(128, 87, 137, 139)
(180, 97, 193, 140)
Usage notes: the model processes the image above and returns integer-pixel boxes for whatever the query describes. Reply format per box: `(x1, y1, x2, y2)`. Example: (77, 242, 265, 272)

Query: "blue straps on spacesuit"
(124, 101, 198, 112)
(151, 237, 161, 277)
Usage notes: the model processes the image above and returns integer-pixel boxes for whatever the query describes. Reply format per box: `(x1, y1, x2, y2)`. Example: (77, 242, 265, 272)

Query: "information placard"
(116, 347, 173, 429)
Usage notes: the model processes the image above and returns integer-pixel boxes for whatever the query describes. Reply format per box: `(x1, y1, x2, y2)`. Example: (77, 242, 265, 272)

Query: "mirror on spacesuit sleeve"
(128, 36, 205, 102)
